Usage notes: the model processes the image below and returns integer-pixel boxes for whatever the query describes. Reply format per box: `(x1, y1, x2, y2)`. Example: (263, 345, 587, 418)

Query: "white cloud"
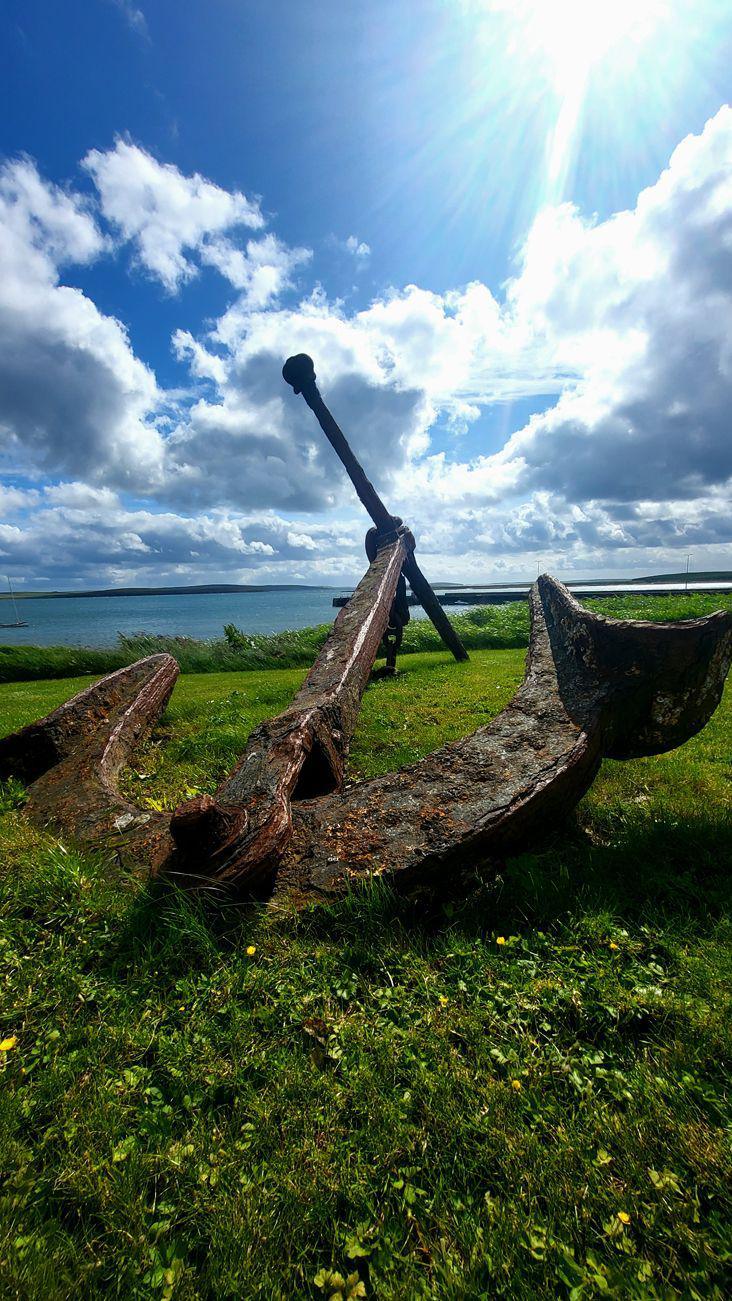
(83, 140, 265, 292)
(345, 235, 370, 258)
(287, 530, 318, 550)
(4, 108, 732, 589)
(0, 490, 361, 588)
(1, 157, 105, 270)
(201, 232, 311, 306)
(0, 484, 39, 514)
(0, 158, 163, 488)
(493, 107, 732, 503)
(109, 0, 149, 39)
(2, 478, 730, 591)
(132, 105, 732, 569)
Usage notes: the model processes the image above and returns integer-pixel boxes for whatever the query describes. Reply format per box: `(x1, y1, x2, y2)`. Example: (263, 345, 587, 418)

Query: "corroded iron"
(0, 655, 179, 870)
(365, 524, 410, 674)
(2, 354, 730, 904)
(163, 528, 414, 890)
(2, 575, 730, 904)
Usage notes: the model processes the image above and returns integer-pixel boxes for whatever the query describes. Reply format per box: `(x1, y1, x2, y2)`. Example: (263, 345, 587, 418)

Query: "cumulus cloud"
(200, 232, 312, 307)
(0, 157, 163, 487)
(0, 157, 105, 268)
(345, 235, 370, 258)
(83, 140, 265, 292)
(493, 108, 732, 504)
(3, 108, 732, 588)
(0, 486, 362, 589)
(177, 277, 553, 518)
(3, 477, 729, 592)
(160, 361, 427, 514)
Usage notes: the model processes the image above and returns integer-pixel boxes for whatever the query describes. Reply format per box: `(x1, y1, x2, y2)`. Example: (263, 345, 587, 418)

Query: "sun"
(476, 0, 671, 201)
(516, 0, 668, 90)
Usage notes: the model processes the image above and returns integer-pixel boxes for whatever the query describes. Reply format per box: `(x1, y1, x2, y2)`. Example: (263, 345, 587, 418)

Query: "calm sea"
(4, 581, 728, 648)
(0, 588, 361, 648)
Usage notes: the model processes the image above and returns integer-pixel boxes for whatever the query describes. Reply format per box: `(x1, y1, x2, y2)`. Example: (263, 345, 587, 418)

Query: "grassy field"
(1, 639, 731, 1297)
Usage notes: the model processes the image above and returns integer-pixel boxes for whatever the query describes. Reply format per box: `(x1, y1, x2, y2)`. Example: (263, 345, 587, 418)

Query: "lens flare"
(518, 0, 669, 86)
(475, 0, 671, 202)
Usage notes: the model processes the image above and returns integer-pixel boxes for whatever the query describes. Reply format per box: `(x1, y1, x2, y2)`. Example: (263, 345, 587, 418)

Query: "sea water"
(4, 580, 728, 648)
(0, 589, 357, 648)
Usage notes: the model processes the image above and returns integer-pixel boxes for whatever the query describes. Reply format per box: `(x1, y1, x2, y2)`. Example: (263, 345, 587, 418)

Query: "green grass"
(2, 591, 730, 682)
(1, 646, 731, 1298)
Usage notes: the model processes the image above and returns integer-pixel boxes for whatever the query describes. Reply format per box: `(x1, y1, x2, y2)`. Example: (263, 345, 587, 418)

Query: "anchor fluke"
(0, 654, 179, 871)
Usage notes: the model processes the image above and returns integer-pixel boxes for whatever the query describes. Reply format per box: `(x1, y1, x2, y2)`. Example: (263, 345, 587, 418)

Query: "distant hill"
(1, 583, 340, 601)
(634, 571, 732, 583)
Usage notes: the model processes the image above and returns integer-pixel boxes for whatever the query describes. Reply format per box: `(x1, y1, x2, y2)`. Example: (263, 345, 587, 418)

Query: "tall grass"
(1, 592, 729, 683)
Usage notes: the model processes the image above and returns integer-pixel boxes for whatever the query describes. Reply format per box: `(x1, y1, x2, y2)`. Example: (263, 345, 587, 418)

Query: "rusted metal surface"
(540, 579, 732, 759)
(2, 576, 730, 906)
(0, 655, 178, 870)
(282, 353, 469, 663)
(274, 577, 732, 901)
(4, 354, 729, 909)
(160, 531, 413, 889)
(365, 524, 410, 673)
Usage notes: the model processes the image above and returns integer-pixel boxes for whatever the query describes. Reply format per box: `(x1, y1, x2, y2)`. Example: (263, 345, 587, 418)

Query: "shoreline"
(2, 590, 731, 684)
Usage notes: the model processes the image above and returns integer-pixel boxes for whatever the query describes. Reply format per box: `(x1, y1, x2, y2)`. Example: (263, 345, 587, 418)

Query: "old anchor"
(1, 357, 730, 906)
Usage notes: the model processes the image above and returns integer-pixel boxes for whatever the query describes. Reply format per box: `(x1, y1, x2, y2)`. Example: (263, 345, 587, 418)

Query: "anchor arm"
(0, 654, 179, 871)
(274, 577, 732, 902)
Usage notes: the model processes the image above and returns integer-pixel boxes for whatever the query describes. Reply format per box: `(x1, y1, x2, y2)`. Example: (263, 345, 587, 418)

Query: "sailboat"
(1, 576, 28, 629)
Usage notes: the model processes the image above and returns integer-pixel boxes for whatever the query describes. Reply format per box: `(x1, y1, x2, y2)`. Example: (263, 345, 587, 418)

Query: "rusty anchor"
(1, 359, 730, 906)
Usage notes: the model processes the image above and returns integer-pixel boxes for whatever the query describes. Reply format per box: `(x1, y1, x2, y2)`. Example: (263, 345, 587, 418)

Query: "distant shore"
(3, 570, 730, 601)
(2, 589, 731, 683)
(0, 582, 339, 601)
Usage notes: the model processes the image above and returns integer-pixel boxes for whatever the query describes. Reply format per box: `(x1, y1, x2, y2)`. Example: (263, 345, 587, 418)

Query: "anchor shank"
(161, 532, 413, 888)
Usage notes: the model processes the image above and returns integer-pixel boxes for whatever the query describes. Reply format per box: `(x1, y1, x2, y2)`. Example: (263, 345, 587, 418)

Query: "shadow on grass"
(486, 808, 732, 929)
(99, 796, 732, 985)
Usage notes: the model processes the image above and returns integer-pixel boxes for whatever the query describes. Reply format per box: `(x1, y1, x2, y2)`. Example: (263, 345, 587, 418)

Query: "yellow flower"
(511, 1079, 522, 1091)
(617, 1210, 631, 1225)
(438, 995, 449, 1006)
(609, 941, 619, 951)
(246, 945, 256, 957)
(0, 1036, 17, 1052)
(496, 936, 506, 946)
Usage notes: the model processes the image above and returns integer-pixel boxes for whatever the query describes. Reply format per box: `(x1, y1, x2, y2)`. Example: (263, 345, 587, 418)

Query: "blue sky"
(2, 0, 732, 588)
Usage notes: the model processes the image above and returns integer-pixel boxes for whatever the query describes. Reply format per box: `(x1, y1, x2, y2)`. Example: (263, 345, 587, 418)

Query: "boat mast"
(7, 575, 21, 626)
